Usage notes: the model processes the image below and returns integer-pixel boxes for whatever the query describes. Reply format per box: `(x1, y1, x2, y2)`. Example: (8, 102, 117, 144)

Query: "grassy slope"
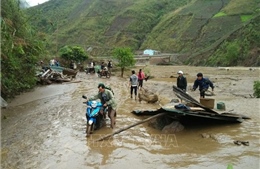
(27, 0, 192, 55)
(143, 0, 259, 52)
(27, 0, 260, 65)
(188, 0, 260, 66)
(206, 15, 260, 66)
(142, 0, 260, 66)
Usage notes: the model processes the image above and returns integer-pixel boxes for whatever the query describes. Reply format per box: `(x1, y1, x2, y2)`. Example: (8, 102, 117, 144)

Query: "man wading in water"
(88, 83, 117, 129)
(129, 70, 138, 100)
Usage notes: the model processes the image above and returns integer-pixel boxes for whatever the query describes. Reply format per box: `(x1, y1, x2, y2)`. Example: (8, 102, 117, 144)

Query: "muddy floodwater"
(1, 66, 260, 169)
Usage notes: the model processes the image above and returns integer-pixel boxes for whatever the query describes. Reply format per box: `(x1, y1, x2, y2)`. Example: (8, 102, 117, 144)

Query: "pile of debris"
(132, 85, 251, 131)
(37, 67, 78, 85)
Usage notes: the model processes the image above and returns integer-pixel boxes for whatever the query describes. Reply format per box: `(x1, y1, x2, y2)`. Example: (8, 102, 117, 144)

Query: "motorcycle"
(85, 67, 95, 74)
(82, 95, 106, 136)
(97, 67, 111, 78)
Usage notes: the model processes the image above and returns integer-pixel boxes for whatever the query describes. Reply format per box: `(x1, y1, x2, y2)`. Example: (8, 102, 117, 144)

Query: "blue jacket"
(193, 78, 214, 91)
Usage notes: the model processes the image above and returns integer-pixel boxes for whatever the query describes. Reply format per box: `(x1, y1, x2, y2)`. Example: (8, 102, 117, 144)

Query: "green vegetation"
(240, 15, 253, 22)
(208, 40, 241, 66)
(27, 0, 192, 55)
(112, 47, 135, 77)
(222, 0, 258, 15)
(25, 0, 259, 67)
(227, 164, 233, 169)
(213, 12, 227, 18)
(253, 81, 260, 98)
(59, 45, 88, 66)
(208, 15, 260, 66)
(1, 0, 46, 100)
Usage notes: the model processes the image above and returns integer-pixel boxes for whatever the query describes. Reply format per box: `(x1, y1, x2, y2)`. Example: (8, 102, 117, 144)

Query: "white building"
(143, 49, 160, 56)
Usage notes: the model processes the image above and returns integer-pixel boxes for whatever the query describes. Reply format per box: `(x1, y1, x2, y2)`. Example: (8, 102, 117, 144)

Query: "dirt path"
(1, 66, 260, 169)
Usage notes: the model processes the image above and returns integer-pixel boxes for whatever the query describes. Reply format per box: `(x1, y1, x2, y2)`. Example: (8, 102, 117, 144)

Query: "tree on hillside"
(1, 0, 46, 99)
(112, 47, 135, 77)
(59, 45, 88, 65)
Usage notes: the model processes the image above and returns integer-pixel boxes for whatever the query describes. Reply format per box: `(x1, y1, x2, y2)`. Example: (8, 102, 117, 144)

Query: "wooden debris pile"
(37, 68, 78, 85)
(172, 85, 218, 114)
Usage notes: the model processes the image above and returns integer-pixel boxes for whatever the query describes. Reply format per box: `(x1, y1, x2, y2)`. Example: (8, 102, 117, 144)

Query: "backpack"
(105, 86, 114, 95)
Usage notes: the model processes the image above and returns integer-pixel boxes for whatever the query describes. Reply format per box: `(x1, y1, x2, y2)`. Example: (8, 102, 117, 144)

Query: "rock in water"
(201, 133, 210, 138)
(138, 88, 158, 103)
(162, 121, 184, 133)
(149, 116, 173, 130)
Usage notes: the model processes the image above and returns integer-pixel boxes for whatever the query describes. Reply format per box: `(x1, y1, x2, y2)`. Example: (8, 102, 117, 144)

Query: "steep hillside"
(142, 0, 259, 52)
(206, 15, 260, 66)
(26, 0, 260, 66)
(27, 0, 191, 55)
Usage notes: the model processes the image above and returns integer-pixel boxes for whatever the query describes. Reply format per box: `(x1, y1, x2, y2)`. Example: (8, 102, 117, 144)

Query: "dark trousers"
(138, 79, 143, 88)
(200, 88, 208, 98)
(131, 86, 138, 96)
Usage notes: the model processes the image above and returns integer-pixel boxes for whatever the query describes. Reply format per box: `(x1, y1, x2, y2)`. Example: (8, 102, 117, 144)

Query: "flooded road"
(1, 66, 260, 169)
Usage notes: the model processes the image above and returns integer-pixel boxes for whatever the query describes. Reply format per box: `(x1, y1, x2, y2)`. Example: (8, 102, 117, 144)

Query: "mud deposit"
(1, 66, 260, 169)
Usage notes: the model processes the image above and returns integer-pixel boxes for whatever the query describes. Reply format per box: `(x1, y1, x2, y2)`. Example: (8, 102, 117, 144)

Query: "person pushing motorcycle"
(87, 83, 117, 129)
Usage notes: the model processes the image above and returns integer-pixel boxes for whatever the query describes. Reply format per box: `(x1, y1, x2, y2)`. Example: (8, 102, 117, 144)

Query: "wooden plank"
(172, 85, 219, 114)
(190, 107, 204, 111)
(95, 112, 167, 141)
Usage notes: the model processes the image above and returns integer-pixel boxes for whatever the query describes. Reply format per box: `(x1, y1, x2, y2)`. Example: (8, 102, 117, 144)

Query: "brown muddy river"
(1, 65, 260, 169)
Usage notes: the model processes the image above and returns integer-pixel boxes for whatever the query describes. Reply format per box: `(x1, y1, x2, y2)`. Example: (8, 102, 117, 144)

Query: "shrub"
(225, 41, 240, 64)
(213, 12, 227, 18)
(253, 80, 260, 98)
(240, 15, 253, 22)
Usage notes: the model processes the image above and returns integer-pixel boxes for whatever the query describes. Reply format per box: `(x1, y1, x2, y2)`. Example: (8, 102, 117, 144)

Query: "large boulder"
(138, 88, 158, 103)
(148, 116, 184, 133)
(148, 116, 173, 130)
(162, 121, 184, 133)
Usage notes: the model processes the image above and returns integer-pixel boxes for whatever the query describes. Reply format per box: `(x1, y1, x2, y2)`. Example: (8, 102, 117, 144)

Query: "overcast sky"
(26, 0, 49, 7)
